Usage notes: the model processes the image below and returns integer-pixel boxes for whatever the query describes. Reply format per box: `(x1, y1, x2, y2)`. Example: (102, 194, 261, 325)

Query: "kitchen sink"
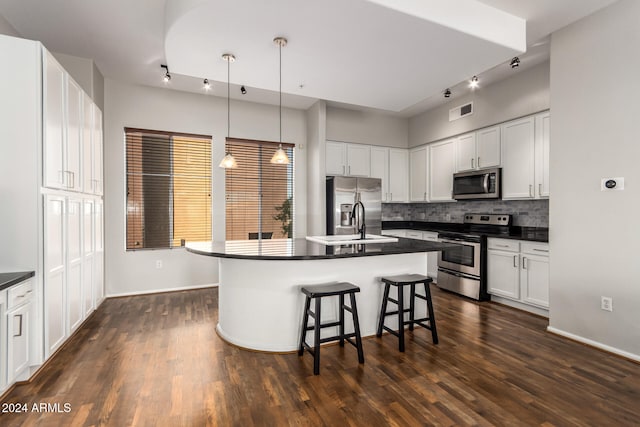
(305, 234, 399, 246)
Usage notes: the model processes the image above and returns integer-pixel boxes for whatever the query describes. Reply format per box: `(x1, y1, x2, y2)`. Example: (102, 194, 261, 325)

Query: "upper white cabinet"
(409, 146, 428, 202)
(66, 79, 83, 191)
(501, 113, 550, 200)
(429, 139, 457, 202)
(534, 112, 550, 198)
(325, 141, 370, 177)
(456, 127, 500, 172)
(370, 146, 389, 202)
(92, 106, 104, 195)
(501, 117, 535, 199)
(43, 52, 67, 190)
(388, 149, 409, 202)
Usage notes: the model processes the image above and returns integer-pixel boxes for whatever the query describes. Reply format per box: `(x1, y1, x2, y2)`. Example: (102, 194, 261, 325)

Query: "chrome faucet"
(352, 200, 366, 240)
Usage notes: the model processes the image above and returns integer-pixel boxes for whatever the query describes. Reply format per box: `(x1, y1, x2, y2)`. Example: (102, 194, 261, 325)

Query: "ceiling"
(0, 0, 618, 117)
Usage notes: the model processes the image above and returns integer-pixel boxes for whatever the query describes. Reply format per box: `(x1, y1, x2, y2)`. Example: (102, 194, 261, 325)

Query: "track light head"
(469, 75, 479, 89)
(444, 88, 451, 98)
(161, 64, 171, 82)
(240, 85, 247, 95)
(510, 57, 520, 68)
(203, 78, 211, 91)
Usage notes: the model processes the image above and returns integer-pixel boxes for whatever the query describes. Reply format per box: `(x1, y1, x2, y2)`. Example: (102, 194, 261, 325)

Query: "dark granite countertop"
(382, 221, 549, 243)
(186, 238, 460, 260)
(0, 271, 35, 292)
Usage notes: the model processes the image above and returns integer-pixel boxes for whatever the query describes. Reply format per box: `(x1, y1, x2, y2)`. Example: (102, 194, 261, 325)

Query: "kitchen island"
(186, 238, 458, 352)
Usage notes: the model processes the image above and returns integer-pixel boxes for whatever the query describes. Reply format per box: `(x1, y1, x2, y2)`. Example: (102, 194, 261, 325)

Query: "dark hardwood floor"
(1, 286, 639, 426)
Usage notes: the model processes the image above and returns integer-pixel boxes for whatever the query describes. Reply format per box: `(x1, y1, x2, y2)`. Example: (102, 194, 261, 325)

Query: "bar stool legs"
(377, 274, 438, 352)
(298, 282, 364, 375)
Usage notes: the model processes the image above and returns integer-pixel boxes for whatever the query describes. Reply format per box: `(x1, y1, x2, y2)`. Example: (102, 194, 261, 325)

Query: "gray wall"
(409, 61, 550, 147)
(383, 200, 548, 227)
(326, 106, 408, 148)
(549, 0, 640, 359)
(0, 13, 20, 37)
(104, 79, 308, 296)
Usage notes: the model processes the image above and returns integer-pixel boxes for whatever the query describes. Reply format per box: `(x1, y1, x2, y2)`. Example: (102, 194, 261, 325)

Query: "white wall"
(549, 0, 640, 359)
(326, 106, 408, 147)
(104, 79, 307, 296)
(409, 62, 550, 147)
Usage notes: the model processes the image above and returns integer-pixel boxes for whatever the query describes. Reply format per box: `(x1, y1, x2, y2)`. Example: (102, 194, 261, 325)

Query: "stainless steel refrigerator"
(326, 176, 382, 236)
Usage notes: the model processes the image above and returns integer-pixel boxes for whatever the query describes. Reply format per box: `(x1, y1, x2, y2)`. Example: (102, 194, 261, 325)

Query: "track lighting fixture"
(240, 85, 247, 95)
(510, 57, 520, 69)
(469, 75, 479, 89)
(203, 78, 211, 91)
(219, 53, 238, 169)
(271, 36, 290, 165)
(161, 64, 171, 82)
(444, 88, 451, 98)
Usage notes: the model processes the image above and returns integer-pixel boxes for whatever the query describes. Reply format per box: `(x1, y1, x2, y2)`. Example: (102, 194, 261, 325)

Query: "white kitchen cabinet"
(388, 149, 409, 202)
(92, 106, 104, 195)
(43, 51, 66, 190)
(534, 111, 550, 198)
(488, 238, 549, 313)
(7, 278, 34, 384)
(370, 147, 390, 202)
(0, 289, 6, 394)
(429, 139, 457, 201)
(397, 230, 439, 279)
(501, 117, 535, 199)
(325, 141, 370, 177)
(94, 200, 105, 306)
(520, 242, 550, 308)
(43, 52, 83, 192)
(83, 199, 94, 317)
(456, 127, 500, 172)
(67, 197, 83, 334)
(45, 195, 66, 357)
(410, 146, 428, 202)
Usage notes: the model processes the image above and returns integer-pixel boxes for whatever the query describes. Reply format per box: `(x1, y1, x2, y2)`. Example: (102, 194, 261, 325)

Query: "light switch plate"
(601, 177, 624, 191)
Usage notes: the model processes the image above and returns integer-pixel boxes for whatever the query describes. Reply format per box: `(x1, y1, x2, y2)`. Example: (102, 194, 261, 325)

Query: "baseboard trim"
(547, 326, 640, 363)
(107, 283, 218, 298)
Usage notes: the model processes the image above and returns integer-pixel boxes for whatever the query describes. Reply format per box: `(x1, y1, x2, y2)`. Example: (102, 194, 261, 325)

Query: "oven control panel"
(463, 214, 511, 226)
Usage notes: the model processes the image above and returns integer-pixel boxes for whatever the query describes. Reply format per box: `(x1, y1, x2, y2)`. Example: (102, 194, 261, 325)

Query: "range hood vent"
(449, 102, 474, 121)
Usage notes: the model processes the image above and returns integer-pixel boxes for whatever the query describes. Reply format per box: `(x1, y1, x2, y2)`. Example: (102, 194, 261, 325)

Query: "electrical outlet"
(156, 260, 163, 269)
(601, 296, 613, 312)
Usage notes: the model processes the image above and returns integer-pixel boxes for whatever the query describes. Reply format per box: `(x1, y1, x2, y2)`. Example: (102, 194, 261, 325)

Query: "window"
(224, 138, 294, 240)
(125, 128, 212, 250)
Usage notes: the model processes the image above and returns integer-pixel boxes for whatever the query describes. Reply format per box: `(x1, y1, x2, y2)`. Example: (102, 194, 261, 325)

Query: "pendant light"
(270, 37, 290, 165)
(219, 53, 238, 169)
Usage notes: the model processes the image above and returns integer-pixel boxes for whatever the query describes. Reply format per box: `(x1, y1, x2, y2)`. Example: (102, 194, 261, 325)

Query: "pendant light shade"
(271, 37, 290, 165)
(219, 53, 238, 169)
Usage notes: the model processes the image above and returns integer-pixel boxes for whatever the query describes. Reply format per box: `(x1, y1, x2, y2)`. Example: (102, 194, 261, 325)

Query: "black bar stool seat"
(298, 282, 365, 375)
(376, 273, 438, 352)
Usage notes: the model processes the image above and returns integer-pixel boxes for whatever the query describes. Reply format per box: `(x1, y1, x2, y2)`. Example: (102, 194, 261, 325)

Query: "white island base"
(216, 253, 429, 352)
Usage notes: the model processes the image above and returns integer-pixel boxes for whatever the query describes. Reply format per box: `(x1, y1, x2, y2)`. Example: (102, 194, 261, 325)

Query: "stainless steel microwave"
(452, 168, 501, 200)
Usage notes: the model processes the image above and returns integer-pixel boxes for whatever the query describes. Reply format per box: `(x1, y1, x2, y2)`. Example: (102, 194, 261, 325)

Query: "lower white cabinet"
(487, 238, 549, 314)
(5, 278, 35, 385)
(392, 230, 439, 279)
(0, 289, 6, 394)
(45, 195, 66, 356)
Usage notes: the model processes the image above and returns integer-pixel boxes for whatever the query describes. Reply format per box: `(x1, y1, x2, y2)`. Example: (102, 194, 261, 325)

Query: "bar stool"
(376, 274, 438, 352)
(298, 282, 365, 375)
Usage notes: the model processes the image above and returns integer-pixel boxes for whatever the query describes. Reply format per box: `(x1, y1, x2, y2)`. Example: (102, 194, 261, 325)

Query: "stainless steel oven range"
(437, 213, 511, 301)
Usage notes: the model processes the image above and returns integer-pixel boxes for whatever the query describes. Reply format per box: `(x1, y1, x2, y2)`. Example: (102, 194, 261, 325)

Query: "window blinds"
(224, 138, 294, 241)
(125, 128, 212, 250)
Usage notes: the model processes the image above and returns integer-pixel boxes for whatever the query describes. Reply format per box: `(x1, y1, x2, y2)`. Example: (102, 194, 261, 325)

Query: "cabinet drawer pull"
(533, 248, 549, 252)
(513, 255, 518, 268)
(14, 314, 23, 337)
(496, 244, 509, 248)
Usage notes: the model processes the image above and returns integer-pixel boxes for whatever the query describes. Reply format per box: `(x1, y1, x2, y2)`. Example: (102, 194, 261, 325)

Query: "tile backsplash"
(383, 199, 549, 227)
